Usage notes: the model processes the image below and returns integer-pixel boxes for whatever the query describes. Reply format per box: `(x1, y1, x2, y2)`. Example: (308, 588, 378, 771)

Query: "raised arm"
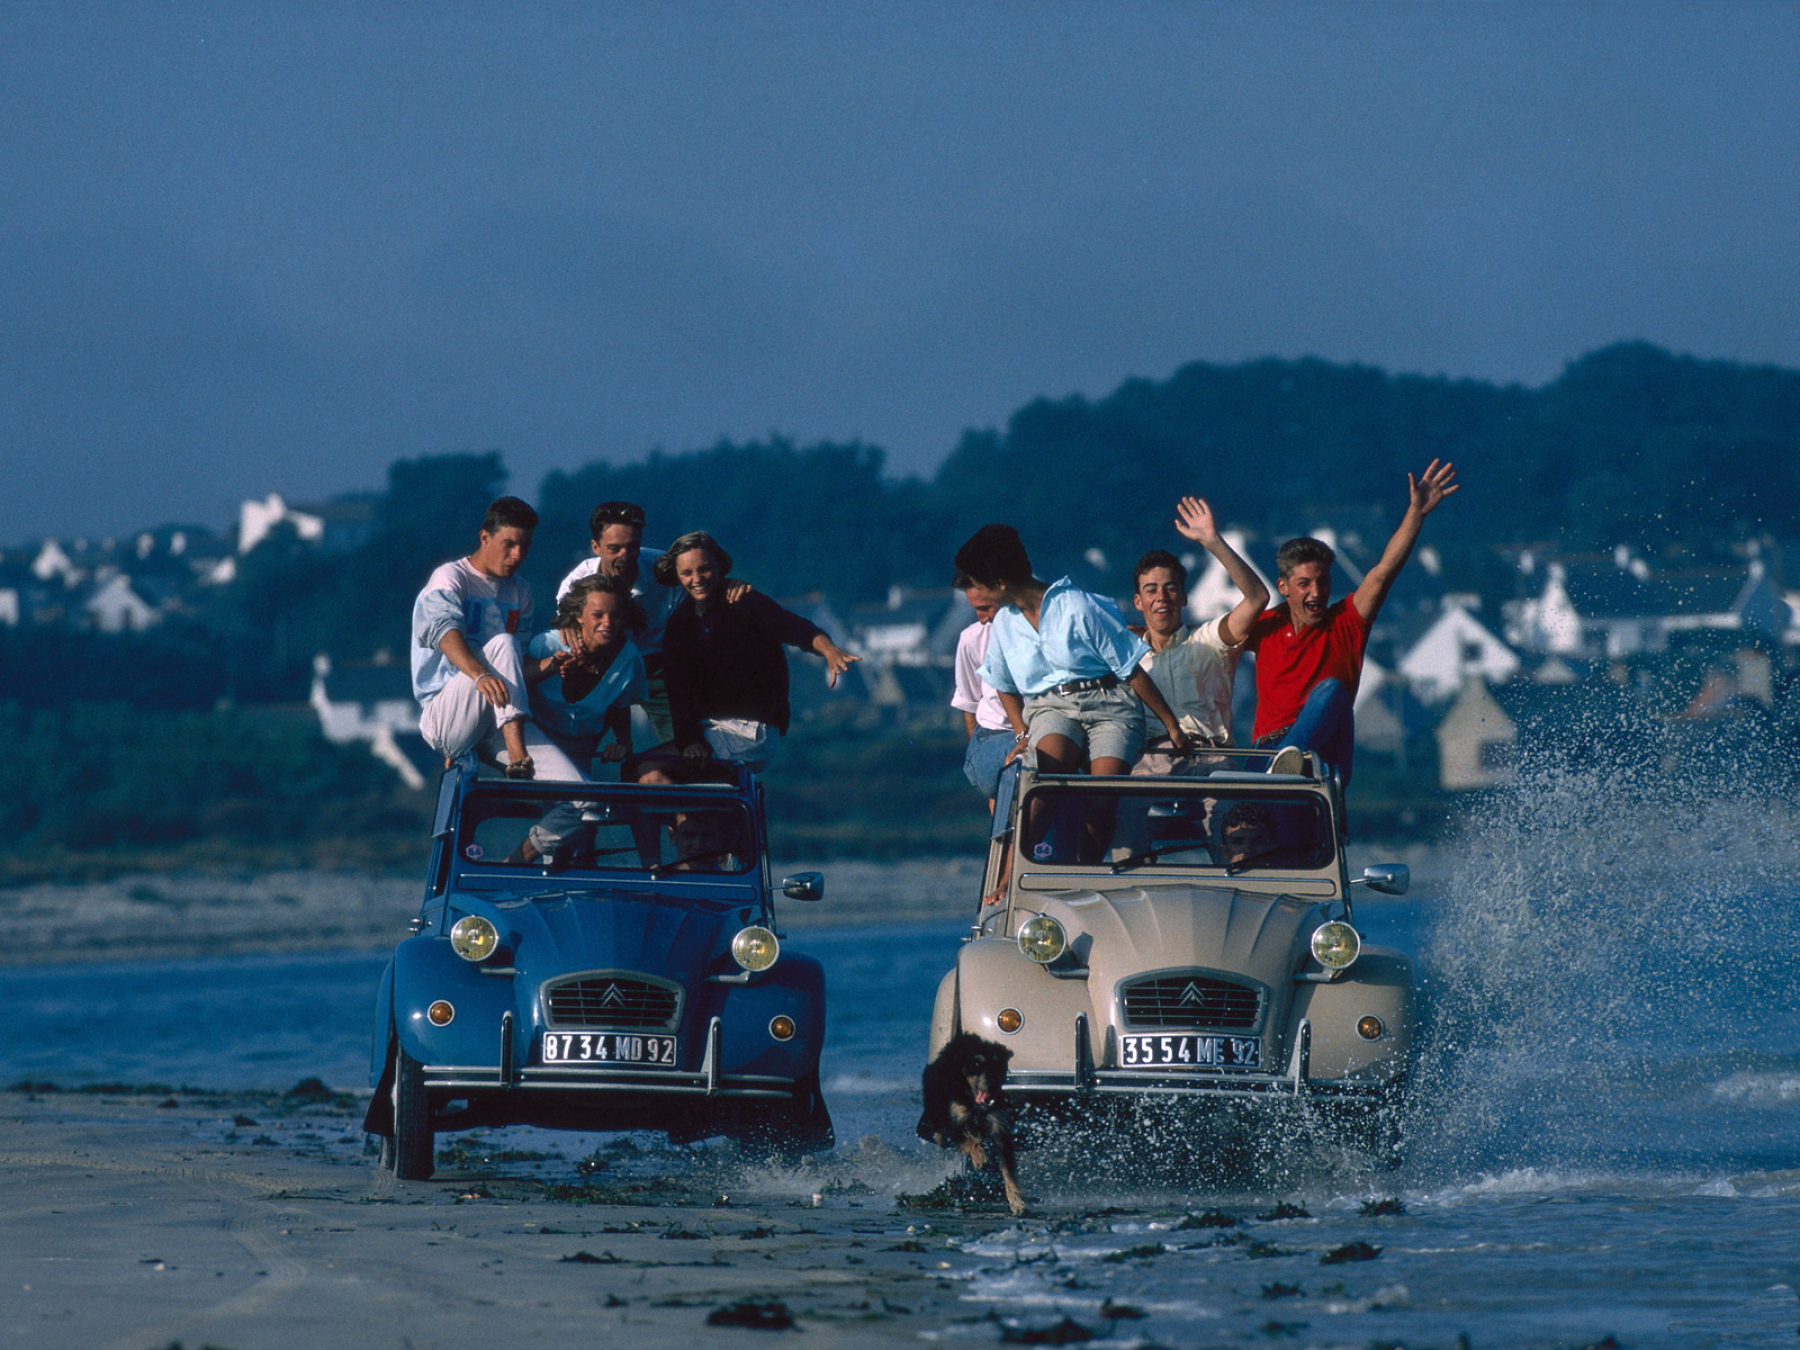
(1174, 496, 1270, 645)
(1352, 459, 1459, 623)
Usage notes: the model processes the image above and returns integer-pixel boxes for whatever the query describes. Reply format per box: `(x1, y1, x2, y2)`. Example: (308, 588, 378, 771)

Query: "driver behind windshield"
(1216, 801, 1280, 868)
(662, 810, 745, 872)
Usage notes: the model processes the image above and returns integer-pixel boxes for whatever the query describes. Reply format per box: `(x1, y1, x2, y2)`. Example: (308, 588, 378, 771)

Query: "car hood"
(1043, 884, 1326, 993)
(484, 888, 758, 981)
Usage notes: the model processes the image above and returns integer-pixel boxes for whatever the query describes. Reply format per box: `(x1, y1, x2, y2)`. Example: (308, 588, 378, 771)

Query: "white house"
(239, 493, 326, 554)
(1505, 552, 1788, 661)
(310, 653, 428, 791)
(1396, 602, 1521, 704)
(82, 574, 160, 632)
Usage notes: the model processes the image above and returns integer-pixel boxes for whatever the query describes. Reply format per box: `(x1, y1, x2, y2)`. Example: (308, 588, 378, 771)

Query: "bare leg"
(500, 716, 532, 776)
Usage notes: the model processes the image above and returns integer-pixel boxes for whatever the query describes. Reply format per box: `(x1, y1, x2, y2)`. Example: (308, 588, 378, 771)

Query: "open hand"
(1409, 459, 1459, 515)
(1174, 495, 1220, 546)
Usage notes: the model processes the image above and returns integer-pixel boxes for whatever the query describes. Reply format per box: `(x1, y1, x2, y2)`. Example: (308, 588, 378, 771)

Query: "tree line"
(8, 339, 1800, 715)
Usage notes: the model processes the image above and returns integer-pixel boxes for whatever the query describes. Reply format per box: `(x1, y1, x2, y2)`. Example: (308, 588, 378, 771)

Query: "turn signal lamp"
(768, 1015, 796, 1041)
(449, 915, 499, 962)
(427, 1001, 456, 1027)
(1310, 920, 1361, 971)
(731, 925, 780, 973)
(1356, 1015, 1385, 1041)
(1017, 914, 1068, 965)
(996, 1008, 1024, 1034)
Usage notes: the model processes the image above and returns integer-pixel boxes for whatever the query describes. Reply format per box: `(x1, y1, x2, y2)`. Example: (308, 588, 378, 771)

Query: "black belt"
(1044, 673, 1120, 697)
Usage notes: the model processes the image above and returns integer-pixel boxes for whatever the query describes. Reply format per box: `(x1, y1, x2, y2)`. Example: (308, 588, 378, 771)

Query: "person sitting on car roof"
(955, 523, 1188, 866)
(1245, 460, 1458, 788)
(553, 500, 754, 745)
(1129, 494, 1269, 777)
(412, 495, 579, 781)
(628, 530, 858, 782)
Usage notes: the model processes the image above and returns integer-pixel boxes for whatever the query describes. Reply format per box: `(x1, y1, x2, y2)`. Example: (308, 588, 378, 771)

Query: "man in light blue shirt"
(958, 524, 1188, 777)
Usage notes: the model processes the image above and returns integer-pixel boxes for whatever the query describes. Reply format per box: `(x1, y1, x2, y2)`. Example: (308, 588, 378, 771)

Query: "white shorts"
(702, 718, 782, 773)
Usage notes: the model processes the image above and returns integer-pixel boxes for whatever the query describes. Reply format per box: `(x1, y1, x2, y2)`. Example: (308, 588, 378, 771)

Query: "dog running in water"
(916, 1032, 1027, 1216)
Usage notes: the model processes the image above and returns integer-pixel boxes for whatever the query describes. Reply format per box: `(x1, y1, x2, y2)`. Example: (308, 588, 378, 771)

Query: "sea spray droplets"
(1408, 722, 1800, 1179)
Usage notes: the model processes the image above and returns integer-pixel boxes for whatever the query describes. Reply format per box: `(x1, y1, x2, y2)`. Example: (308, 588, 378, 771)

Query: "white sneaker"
(1268, 746, 1308, 777)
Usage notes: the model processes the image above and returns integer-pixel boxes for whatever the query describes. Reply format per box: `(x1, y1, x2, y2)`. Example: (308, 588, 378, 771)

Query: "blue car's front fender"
(390, 935, 521, 1069)
(707, 953, 828, 1078)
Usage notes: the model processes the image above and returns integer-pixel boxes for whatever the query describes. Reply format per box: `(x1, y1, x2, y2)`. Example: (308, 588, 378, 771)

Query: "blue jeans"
(1258, 678, 1355, 788)
(963, 727, 1015, 800)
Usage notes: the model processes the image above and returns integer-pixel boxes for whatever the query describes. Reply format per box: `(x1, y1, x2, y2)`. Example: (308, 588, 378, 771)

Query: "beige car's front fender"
(953, 936, 1099, 1071)
(1287, 948, 1414, 1086)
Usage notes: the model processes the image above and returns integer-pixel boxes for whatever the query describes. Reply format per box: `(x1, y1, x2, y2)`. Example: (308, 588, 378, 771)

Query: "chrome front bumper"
(421, 1014, 799, 1101)
(1004, 1016, 1395, 1104)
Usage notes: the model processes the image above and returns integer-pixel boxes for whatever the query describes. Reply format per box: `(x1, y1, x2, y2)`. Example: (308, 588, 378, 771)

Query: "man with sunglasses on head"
(556, 500, 750, 746)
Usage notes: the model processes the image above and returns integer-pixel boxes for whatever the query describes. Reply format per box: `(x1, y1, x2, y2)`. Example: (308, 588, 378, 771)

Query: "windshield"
(1016, 785, 1334, 873)
(455, 788, 756, 875)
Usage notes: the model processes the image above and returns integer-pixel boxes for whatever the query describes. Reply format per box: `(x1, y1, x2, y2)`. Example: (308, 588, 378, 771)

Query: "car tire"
(390, 1046, 435, 1181)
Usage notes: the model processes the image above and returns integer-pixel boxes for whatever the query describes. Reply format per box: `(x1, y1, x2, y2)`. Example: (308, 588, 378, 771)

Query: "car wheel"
(390, 1046, 435, 1181)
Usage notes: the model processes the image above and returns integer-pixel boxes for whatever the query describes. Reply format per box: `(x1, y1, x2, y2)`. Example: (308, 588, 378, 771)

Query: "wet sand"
(1, 1084, 1015, 1350)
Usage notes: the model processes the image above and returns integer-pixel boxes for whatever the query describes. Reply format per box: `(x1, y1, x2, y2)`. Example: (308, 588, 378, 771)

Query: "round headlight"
(731, 925, 780, 973)
(449, 915, 499, 962)
(1310, 920, 1361, 970)
(1017, 914, 1068, 965)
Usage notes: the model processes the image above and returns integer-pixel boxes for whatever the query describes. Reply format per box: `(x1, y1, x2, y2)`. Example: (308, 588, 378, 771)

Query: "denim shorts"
(1024, 685, 1146, 766)
(962, 726, 1015, 799)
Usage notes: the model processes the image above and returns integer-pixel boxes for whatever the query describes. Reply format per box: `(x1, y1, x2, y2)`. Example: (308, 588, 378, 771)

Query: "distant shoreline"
(0, 859, 988, 968)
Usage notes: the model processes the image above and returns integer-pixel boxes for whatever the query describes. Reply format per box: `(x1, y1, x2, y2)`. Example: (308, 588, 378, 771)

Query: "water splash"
(1409, 729, 1800, 1180)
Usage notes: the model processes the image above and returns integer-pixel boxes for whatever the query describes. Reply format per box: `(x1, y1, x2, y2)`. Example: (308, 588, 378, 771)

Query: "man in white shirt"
(1131, 495, 1269, 776)
(411, 496, 541, 776)
(949, 574, 1011, 810)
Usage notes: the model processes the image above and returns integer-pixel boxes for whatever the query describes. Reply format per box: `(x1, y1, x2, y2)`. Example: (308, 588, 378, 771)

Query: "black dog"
(917, 1032, 1027, 1216)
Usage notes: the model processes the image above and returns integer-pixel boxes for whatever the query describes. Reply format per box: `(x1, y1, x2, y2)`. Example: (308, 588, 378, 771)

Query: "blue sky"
(4, 2, 1797, 543)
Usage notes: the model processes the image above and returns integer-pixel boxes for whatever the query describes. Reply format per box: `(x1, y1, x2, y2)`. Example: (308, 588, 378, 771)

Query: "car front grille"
(1119, 973, 1262, 1031)
(542, 974, 682, 1030)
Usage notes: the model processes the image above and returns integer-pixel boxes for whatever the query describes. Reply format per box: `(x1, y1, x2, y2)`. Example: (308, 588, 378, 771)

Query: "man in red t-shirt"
(1244, 460, 1459, 787)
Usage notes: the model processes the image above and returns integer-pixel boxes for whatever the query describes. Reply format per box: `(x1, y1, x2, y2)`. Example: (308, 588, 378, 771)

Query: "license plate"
(1120, 1033, 1261, 1069)
(541, 1032, 677, 1065)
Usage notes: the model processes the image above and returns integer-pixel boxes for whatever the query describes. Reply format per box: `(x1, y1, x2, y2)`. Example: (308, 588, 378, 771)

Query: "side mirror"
(781, 871, 824, 902)
(1359, 863, 1410, 896)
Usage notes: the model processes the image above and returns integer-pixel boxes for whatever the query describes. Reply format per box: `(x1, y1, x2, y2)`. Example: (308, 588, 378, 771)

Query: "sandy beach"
(0, 1083, 1028, 1350)
(0, 860, 1024, 1350)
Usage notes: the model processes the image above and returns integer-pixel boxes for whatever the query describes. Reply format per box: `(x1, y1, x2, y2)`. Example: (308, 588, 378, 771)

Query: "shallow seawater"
(6, 756, 1800, 1346)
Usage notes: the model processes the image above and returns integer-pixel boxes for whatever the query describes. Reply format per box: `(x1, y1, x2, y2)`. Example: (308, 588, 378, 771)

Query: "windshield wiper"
(1224, 845, 1292, 876)
(1111, 842, 1216, 873)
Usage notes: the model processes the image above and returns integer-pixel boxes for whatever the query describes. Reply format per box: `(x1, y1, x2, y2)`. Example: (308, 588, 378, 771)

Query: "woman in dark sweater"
(636, 531, 857, 776)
